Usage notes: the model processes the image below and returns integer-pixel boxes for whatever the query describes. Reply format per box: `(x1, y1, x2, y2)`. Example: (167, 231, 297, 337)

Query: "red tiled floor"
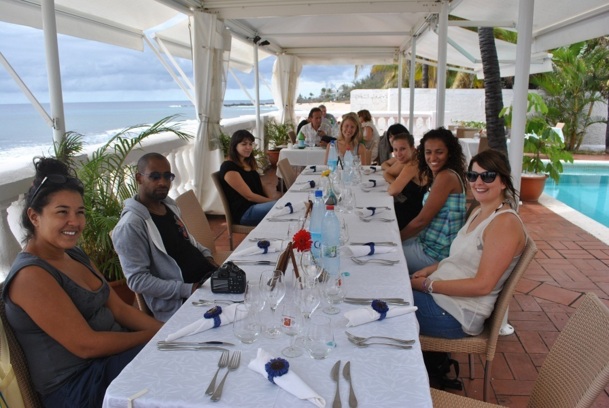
(207, 164, 609, 407)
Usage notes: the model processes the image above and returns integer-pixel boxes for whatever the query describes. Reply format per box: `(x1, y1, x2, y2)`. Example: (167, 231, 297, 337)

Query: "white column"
(254, 43, 261, 143)
(435, 0, 449, 127)
(0, 200, 21, 279)
(409, 37, 417, 134)
(397, 52, 403, 124)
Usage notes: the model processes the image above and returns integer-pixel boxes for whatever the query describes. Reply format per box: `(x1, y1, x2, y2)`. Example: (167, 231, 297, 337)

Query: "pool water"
(543, 162, 609, 227)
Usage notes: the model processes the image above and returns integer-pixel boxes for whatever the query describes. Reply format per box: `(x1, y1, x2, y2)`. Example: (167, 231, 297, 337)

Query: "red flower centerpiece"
(292, 229, 312, 252)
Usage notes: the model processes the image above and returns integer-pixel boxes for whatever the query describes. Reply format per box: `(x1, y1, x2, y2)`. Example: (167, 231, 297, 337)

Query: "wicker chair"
(420, 239, 538, 402)
(0, 283, 44, 408)
(277, 158, 298, 192)
(175, 189, 231, 264)
(431, 292, 609, 408)
(211, 171, 255, 250)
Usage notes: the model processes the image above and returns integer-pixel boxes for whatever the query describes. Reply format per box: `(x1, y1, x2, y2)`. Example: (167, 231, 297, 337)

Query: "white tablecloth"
(103, 170, 432, 408)
(277, 147, 327, 178)
(459, 137, 511, 164)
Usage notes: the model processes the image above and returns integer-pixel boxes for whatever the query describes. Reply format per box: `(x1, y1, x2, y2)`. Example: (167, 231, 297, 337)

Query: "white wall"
(351, 88, 606, 150)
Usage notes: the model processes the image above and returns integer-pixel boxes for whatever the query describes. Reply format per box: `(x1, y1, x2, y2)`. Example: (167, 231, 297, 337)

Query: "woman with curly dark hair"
(400, 127, 467, 273)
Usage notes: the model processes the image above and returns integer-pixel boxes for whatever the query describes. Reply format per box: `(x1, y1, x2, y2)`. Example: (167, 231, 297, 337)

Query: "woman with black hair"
(400, 127, 467, 273)
(3, 157, 162, 407)
(219, 129, 277, 226)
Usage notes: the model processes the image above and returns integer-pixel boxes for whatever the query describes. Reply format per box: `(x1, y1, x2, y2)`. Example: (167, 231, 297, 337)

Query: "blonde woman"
(324, 113, 369, 164)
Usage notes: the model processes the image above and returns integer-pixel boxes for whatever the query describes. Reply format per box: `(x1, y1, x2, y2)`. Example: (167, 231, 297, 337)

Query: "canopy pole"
(409, 37, 417, 134)
(397, 51, 403, 126)
(41, 0, 65, 144)
(509, 0, 535, 195)
(435, 0, 449, 128)
(254, 42, 261, 142)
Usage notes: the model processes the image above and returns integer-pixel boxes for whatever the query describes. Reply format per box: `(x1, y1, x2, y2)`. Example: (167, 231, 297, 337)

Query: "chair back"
(211, 171, 254, 249)
(477, 136, 490, 154)
(0, 283, 44, 408)
(277, 158, 297, 190)
(484, 238, 537, 361)
(134, 292, 153, 316)
(528, 292, 609, 408)
(288, 130, 297, 144)
(175, 189, 216, 254)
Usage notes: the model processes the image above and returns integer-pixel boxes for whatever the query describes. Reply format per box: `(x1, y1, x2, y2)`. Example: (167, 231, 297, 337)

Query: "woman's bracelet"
(422, 278, 435, 294)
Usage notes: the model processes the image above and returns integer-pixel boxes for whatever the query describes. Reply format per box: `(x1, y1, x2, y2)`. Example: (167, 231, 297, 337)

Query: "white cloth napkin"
(274, 201, 306, 216)
(304, 165, 328, 174)
(295, 181, 317, 191)
(347, 244, 397, 257)
(248, 348, 326, 408)
(361, 166, 379, 175)
(165, 303, 242, 341)
(360, 179, 386, 189)
(344, 304, 418, 327)
(355, 207, 386, 218)
(232, 241, 283, 257)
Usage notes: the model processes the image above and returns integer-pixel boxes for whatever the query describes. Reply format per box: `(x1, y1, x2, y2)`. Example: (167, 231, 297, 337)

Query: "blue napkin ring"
(365, 242, 375, 255)
(371, 300, 389, 321)
(204, 306, 223, 328)
(257, 240, 271, 254)
(308, 180, 316, 188)
(284, 202, 293, 214)
(310, 165, 317, 172)
(369, 179, 377, 187)
(370, 166, 377, 172)
(265, 358, 290, 384)
(366, 206, 376, 216)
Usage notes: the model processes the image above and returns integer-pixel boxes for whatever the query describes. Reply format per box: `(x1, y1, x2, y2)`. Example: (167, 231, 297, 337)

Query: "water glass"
(233, 304, 261, 344)
(322, 273, 346, 315)
(244, 281, 266, 314)
(259, 270, 286, 338)
(341, 186, 355, 214)
(281, 301, 304, 357)
(339, 217, 349, 246)
(295, 277, 321, 319)
(305, 315, 334, 360)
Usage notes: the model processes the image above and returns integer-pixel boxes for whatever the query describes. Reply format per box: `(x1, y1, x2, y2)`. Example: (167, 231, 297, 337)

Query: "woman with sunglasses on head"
(3, 157, 162, 407)
(219, 129, 277, 226)
(324, 112, 367, 164)
(400, 127, 467, 272)
(409, 150, 527, 338)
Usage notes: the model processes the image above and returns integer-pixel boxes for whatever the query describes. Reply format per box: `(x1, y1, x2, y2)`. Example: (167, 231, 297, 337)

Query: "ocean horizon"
(0, 100, 278, 162)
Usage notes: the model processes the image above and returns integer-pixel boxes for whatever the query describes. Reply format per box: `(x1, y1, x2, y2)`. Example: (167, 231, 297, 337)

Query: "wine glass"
(295, 277, 322, 319)
(233, 304, 261, 344)
(321, 273, 346, 315)
(243, 280, 265, 329)
(280, 300, 304, 357)
(300, 251, 323, 281)
(259, 270, 286, 338)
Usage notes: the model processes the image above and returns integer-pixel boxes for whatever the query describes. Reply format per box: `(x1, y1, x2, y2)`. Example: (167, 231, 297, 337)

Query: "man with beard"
(112, 153, 219, 321)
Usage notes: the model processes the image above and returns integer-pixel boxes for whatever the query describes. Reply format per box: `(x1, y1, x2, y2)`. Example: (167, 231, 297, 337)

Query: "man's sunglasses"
(140, 172, 175, 182)
(31, 174, 83, 201)
(466, 171, 498, 183)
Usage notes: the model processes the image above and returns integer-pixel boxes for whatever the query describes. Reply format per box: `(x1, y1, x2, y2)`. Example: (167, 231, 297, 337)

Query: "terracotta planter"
(266, 149, 281, 167)
(109, 278, 136, 306)
(520, 174, 548, 202)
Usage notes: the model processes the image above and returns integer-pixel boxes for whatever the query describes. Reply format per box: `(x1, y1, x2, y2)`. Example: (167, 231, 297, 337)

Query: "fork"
(205, 350, 229, 395)
(347, 337, 412, 350)
(359, 217, 395, 223)
(211, 351, 241, 401)
(350, 257, 399, 265)
(345, 331, 415, 345)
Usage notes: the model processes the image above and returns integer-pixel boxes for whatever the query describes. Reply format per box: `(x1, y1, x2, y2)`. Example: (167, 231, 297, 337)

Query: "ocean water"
(0, 100, 277, 162)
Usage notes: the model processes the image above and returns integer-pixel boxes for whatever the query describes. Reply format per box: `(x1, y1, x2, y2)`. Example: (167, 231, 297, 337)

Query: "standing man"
(298, 107, 333, 146)
(319, 104, 337, 128)
(112, 153, 219, 321)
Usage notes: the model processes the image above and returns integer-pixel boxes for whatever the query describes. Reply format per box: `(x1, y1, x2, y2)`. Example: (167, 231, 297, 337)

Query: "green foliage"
(55, 115, 192, 281)
(452, 120, 486, 130)
(264, 118, 293, 150)
(218, 132, 231, 157)
(501, 93, 573, 183)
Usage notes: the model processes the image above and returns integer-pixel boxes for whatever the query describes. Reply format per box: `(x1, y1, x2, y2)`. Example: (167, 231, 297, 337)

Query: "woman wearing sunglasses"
(3, 158, 162, 406)
(409, 149, 527, 338)
(219, 130, 277, 226)
(400, 127, 467, 272)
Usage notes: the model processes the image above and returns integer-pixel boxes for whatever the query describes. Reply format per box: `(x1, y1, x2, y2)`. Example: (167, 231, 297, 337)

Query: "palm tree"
(478, 27, 507, 154)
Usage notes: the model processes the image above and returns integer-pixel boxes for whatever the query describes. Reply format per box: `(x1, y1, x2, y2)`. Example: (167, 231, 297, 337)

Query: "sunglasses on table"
(466, 171, 498, 183)
(140, 172, 176, 182)
(31, 174, 84, 201)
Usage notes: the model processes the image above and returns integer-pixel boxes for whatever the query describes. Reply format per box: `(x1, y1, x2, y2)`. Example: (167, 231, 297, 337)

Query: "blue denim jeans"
(42, 345, 143, 408)
(413, 291, 467, 339)
(240, 200, 277, 226)
(402, 237, 438, 274)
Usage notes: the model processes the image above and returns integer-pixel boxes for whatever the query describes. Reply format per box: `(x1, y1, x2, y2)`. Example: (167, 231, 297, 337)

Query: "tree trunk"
(422, 64, 429, 89)
(478, 27, 507, 155)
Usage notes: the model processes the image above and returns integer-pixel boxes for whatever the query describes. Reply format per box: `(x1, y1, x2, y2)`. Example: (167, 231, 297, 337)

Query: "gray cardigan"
(112, 196, 212, 322)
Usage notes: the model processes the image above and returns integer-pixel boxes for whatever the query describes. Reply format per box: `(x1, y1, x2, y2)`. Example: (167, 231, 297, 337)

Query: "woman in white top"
(410, 149, 527, 338)
(357, 109, 380, 164)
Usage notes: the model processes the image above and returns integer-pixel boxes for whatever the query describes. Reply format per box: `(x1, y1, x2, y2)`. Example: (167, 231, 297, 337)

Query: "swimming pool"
(543, 161, 609, 227)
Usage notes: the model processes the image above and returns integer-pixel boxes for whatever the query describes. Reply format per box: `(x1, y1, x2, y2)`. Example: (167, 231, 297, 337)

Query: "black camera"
(210, 261, 246, 294)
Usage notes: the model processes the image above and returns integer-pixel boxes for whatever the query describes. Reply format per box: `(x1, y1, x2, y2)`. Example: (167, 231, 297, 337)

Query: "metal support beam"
(409, 37, 417, 133)
(435, 0, 449, 127)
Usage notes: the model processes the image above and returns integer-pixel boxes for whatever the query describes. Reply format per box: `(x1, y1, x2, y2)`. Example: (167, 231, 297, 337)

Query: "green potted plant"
(264, 118, 293, 167)
(500, 93, 573, 201)
(54, 116, 192, 301)
(450, 120, 486, 138)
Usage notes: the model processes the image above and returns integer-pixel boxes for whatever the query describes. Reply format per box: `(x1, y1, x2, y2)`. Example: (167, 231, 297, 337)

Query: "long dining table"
(276, 146, 327, 179)
(103, 167, 432, 408)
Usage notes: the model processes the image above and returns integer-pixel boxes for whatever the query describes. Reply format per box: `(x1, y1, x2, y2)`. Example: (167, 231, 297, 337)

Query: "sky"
(0, 22, 362, 104)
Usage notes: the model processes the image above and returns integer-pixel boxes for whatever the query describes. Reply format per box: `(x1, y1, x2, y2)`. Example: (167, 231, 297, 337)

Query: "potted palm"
(501, 93, 573, 201)
(264, 118, 293, 167)
(55, 116, 192, 301)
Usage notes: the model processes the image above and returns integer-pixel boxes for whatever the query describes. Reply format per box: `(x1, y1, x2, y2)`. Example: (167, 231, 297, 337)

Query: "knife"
(355, 206, 391, 210)
(343, 361, 358, 408)
(231, 260, 273, 265)
(349, 241, 397, 246)
(344, 297, 410, 305)
(331, 360, 342, 408)
(268, 218, 300, 222)
(157, 341, 235, 346)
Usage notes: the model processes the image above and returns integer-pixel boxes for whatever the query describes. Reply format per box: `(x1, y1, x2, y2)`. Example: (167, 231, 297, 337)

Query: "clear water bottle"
(327, 141, 338, 172)
(309, 190, 324, 259)
(321, 205, 340, 277)
(342, 147, 354, 184)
